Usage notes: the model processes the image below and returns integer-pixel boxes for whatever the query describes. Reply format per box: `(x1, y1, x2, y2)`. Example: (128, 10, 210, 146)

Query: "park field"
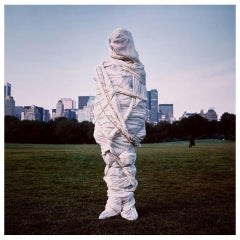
(5, 140, 235, 235)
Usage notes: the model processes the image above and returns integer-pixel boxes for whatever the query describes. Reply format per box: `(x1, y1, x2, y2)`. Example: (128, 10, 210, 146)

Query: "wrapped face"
(109, 28, 139, 62)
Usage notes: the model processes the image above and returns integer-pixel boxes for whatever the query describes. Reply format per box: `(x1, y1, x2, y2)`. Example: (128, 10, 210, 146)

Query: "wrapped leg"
(99, 153, 122, 219)
(120, 151, 138, 189)
(99, 146, 139, 220)
(99, 196, 122, 219)
(121, 193, 138, 221)
(118, 151, 138, 221)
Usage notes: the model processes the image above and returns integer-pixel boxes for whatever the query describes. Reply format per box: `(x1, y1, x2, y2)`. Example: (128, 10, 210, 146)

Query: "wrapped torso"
(93, 60, 147, 155)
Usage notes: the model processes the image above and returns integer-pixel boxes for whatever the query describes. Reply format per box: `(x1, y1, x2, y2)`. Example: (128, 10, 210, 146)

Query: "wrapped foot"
(99, 196, 122, 219)
(121, 195, 138, 221)
(99, 209, 120, 219)
(121, 206, 138, 221)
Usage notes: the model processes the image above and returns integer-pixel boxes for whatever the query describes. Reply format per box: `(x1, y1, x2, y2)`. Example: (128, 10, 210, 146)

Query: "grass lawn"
(4, 140, 235, 235)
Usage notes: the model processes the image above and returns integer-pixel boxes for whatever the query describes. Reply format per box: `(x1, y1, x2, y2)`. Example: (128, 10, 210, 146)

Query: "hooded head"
(109, 28, 139, 63)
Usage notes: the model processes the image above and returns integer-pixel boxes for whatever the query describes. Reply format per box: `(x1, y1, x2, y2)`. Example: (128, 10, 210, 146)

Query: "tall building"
(52, 99, 77, 120)
(61, 98, 76, 110)
(159, 104, 174, 122)
(5, 96, 15, 116)
(52, 109, 56, 120)
(35, 106, 44, 121)
(78, 96, 95, 109)
(23, 106, 35, 120)
(23, 105, 43, 121)
(77, 97, 95, 122)
(56, 100, 64, 118)
(15, 106, 24, 120)
(43, 109, 50, 122)
(4, 82, 11, 98)
(147, 89, 158, 123)
(4, 82, 15, 116)
(64, 109, 76, 120)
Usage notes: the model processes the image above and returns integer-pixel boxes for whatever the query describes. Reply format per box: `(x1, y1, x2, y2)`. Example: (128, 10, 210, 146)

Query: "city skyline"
(4, 5, 236, 119)
(5, 81, 221, 122)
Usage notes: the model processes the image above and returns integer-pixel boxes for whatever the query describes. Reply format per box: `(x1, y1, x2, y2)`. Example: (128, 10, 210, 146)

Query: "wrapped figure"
(93, 28, 147, 221)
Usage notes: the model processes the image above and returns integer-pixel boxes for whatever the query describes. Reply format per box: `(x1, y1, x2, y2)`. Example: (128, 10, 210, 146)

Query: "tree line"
(5, 112, 235, 144)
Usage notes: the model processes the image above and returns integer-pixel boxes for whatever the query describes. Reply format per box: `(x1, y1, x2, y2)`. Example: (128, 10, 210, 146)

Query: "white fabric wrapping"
(93, 28, 147, 221)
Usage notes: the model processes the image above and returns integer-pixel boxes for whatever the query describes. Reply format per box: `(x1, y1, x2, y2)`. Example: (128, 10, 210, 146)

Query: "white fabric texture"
(93, 28, 147, 221)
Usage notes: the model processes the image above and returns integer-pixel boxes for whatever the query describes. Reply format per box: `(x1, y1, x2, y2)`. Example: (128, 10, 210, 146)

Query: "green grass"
(5, 140, 235, 234)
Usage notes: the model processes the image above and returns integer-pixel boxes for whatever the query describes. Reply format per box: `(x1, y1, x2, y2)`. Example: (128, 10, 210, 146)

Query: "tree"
(4, 113, 236, 144)
(55, 118, 80, 143)
(142, 122, 155, 143)
(78, 121, 96, 144)
(18, 120, 47, 143)
(178, 115, 209, 139)
(219, 112, 236, 140)
(5, 116, 20, 142)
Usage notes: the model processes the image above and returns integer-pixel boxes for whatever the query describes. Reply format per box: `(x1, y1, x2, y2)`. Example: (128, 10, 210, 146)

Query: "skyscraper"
(5, 96, 15, 116)
(43, 109, 50, 122)
(15, 106, 24, 120)
(147, 89, 158, 123)
(77, 100, 95, 122)
(159, 104, 174, 122)
(23, 105, 44, 121)
(56, 100, 64, 118)
(61, 98, 76, 110)
(4, 82, 11, 98)
(64, 109, 76, 120)
(78, 96, 95, 109)
(4, 82, 15, 116)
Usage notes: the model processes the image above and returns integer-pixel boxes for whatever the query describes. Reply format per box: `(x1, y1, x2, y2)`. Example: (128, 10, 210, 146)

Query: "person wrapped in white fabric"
(93, 28, 147, 221)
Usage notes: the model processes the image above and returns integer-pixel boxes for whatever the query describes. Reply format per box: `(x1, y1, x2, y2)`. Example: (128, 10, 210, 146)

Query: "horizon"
(4, 80, 232, 121)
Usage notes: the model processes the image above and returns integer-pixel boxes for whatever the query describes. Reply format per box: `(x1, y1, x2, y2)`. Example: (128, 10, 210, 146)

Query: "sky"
(4, 4, 236, 120)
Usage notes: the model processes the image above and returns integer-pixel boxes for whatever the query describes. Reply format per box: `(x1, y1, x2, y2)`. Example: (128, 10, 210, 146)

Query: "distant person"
(93, 28, 147, 221)
(189, 136, 195, 148)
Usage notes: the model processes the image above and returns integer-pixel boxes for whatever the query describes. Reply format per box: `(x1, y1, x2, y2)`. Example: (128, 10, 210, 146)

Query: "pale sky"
(4, 4, 236, 120)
